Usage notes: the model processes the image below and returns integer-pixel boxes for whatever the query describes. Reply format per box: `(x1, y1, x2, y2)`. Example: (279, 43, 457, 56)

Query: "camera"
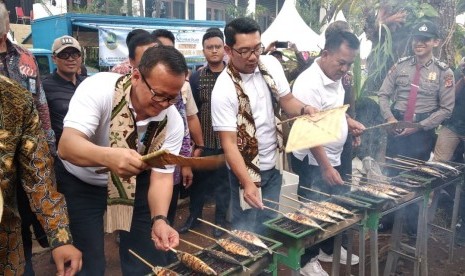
(275, 41, 289, 48)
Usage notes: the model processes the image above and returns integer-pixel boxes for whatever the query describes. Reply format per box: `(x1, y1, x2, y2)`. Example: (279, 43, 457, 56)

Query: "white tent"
(261, 0, 321, 52)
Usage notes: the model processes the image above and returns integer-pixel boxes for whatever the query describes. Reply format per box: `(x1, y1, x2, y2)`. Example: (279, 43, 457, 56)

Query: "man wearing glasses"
(58, 46, 186, 275)
(211, 17, 318, 234)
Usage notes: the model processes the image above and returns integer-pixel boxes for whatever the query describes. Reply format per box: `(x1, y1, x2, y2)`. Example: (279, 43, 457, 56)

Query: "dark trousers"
(188, 148, 230, 224)
(55, 158, 107, 276)
(119, 170, 168, 275)
(291, 155, 348, 263)
(55, 159, 168, 276)
(17, 185, 49, 276)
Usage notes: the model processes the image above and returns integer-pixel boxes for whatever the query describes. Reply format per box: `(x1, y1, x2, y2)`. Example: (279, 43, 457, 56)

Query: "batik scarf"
(226, 61, 283, 186)
(107, 75, 167, 232)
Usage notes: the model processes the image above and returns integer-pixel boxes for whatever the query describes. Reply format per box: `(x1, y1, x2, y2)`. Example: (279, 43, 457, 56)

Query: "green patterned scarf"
(226, 61, 283, 187)
(106, 75, 167, 232)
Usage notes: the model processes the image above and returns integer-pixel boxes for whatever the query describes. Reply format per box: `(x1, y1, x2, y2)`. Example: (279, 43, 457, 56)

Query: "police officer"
(378, 21, 455, 164)
(378, 21, 455, 236)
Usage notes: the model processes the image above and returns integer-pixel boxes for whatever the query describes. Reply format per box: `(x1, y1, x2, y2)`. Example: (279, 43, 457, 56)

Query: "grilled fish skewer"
(197, 218, 272, 254)
(169, 247, 217, 275)
(282, 194, 345, 220)
(263, 205, 326, 231)
(292, 189, 355, 215)
(180, 239, 248, 271)
(188, 230, 255, 258)
(385, 156, 419, 167)
(342, 183, 398, 200)
(425, 161, 460, 175)
(278, 196, 345, 221)
(294, 190, 365, 209)
(263, 198, 339, 224)
(129, 249, 178, 276)
(355, 179, 409, 194)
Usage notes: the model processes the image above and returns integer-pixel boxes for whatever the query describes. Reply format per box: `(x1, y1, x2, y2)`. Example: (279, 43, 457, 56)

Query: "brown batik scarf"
(106, 75, 167, 232)
(226, 61, 283, 186)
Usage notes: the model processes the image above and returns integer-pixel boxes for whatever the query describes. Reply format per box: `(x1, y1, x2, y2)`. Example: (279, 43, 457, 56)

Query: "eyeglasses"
(55, 51, 81, 60)
(231, 44, 264, 59)
(204, 45, 223, 51)
(140, 73, 179, 105)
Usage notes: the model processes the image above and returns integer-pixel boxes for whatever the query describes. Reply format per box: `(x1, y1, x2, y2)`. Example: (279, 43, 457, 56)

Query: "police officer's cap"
(411, 21, 439, 39)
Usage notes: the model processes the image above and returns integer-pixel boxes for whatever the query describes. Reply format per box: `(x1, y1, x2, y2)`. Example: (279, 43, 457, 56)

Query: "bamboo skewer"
(300, 186, 332, 197)
(188, 230, 216, 242)
(197, 218, 230, 233)
(180, 238, 203, 250)
(385, 156, 418, 167)
(363, 121, 397, 130)
(129, 249, 157, 272)
(398, 155, 426, 164)
(377, 162, 410, 170)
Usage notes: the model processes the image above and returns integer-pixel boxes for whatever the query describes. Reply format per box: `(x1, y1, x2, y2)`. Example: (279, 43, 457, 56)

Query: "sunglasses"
(55, 51, 81, 60)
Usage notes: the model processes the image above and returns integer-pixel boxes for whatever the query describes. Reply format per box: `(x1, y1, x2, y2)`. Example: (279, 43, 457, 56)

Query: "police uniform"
(378, 22, 455, 164)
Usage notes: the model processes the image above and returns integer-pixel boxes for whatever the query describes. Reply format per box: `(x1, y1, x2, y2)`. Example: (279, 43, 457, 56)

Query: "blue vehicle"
(30, 48, 55, 78)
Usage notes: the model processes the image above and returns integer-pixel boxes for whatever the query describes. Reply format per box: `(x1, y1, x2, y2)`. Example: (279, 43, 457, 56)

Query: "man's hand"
(105, 148, 149, 178)
(243, 183, 264, 209)
(151, 220, 179, 251)
(386, 116, 399, 135)
(302, 105, 319, 116)
(321, 166, 343, 186)
(347, 117, 365, 136)
(182, 166, 193, 188)
(52, 244, 82, 276)
(396, 127, 418, 137)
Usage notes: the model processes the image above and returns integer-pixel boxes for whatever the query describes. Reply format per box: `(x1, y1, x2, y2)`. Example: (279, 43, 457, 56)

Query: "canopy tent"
(261, 0, 320, 52)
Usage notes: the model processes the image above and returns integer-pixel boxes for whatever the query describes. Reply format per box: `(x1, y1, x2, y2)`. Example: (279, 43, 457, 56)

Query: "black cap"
(411, 21, 439, 38)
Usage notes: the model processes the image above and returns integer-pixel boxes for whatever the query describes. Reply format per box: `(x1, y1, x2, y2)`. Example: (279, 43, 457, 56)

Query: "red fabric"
(404, 64, 422, 122)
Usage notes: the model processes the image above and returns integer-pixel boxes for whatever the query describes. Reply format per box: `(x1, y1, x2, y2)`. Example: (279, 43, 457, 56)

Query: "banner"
(98, 25, 210, 67)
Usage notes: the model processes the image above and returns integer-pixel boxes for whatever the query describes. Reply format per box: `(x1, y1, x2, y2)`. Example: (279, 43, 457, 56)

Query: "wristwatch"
(300, 105, 309, 115)
(151, 215, 169, 227)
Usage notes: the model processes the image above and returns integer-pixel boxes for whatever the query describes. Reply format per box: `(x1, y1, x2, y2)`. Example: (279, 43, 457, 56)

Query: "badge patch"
(444, 74, 454, 88)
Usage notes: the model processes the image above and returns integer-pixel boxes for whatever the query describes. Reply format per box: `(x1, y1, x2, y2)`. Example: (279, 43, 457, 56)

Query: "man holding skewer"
(291, 30, 364, 275)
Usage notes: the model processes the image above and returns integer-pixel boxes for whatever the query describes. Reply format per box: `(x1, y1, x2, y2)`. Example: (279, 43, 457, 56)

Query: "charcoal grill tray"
(164, 234, 282, 275)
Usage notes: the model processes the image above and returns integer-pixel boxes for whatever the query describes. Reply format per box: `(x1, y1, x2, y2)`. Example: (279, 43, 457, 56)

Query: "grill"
(165, 235, 282, 275)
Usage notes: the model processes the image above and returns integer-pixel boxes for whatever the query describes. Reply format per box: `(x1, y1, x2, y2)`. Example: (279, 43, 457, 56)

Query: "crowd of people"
(1, 1, 464, 275)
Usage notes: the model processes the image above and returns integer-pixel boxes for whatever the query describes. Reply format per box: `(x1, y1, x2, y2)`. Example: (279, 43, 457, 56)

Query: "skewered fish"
(411, 166, 446, 179)
(371, 183, 409, 194)
(352, 185, 397, 200)
(301, 203, 345, 220)
(175, 250, 217, 275)
(425, 161, 461, 175)
(362, 184, 401, 197)
(297, 207, 339, 224)
(230, 230, 271, 254)
(153, 267, 179, 276)
(286, 212, 326, 231)
(319, 201, 354, 215)
(204, 249, 247, 271)
(217, 239, 254, 258)
(390, 177, 424, 188)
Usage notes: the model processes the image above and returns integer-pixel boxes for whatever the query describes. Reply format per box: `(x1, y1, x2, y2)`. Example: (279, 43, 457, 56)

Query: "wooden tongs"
(95, 149, 225, 174)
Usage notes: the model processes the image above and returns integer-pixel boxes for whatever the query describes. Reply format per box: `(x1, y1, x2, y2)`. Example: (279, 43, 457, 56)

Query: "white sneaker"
(318, 247, 360, 265)
(300, 257, 329, 276)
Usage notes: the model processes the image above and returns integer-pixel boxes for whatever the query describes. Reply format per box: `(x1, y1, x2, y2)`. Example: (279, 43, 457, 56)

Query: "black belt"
(391, 109, 435, 123)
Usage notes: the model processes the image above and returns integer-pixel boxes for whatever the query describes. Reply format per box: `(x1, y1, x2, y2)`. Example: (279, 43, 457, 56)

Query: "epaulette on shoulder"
(434, 59, 449, 70)
(397, 56, 413, 64)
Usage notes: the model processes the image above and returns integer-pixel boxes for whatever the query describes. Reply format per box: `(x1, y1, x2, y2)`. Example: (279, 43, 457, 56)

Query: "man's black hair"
(127, 33, 159, 60)
(224, 17, 261, 47)
(138, 45, 188, 77)
(202, 29, 224, 45)
(126, 29, 149, 47)
(151, 29, 175, 45)
(324, 31, 360, 52)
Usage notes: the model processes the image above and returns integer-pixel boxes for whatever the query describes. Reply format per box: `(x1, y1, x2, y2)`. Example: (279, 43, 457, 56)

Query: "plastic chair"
(15, 7, 31, 24)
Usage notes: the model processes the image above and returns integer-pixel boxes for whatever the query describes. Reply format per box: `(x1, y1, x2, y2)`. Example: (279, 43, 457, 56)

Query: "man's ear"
(224, 45, 232, 56)
(432, 39, 440, 48)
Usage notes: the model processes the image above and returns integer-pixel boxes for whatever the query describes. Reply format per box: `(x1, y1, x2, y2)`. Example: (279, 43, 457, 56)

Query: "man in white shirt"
(58, 46, 186, 275)
(291, 31, 364, 276)
(211, 17, 317, 234)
